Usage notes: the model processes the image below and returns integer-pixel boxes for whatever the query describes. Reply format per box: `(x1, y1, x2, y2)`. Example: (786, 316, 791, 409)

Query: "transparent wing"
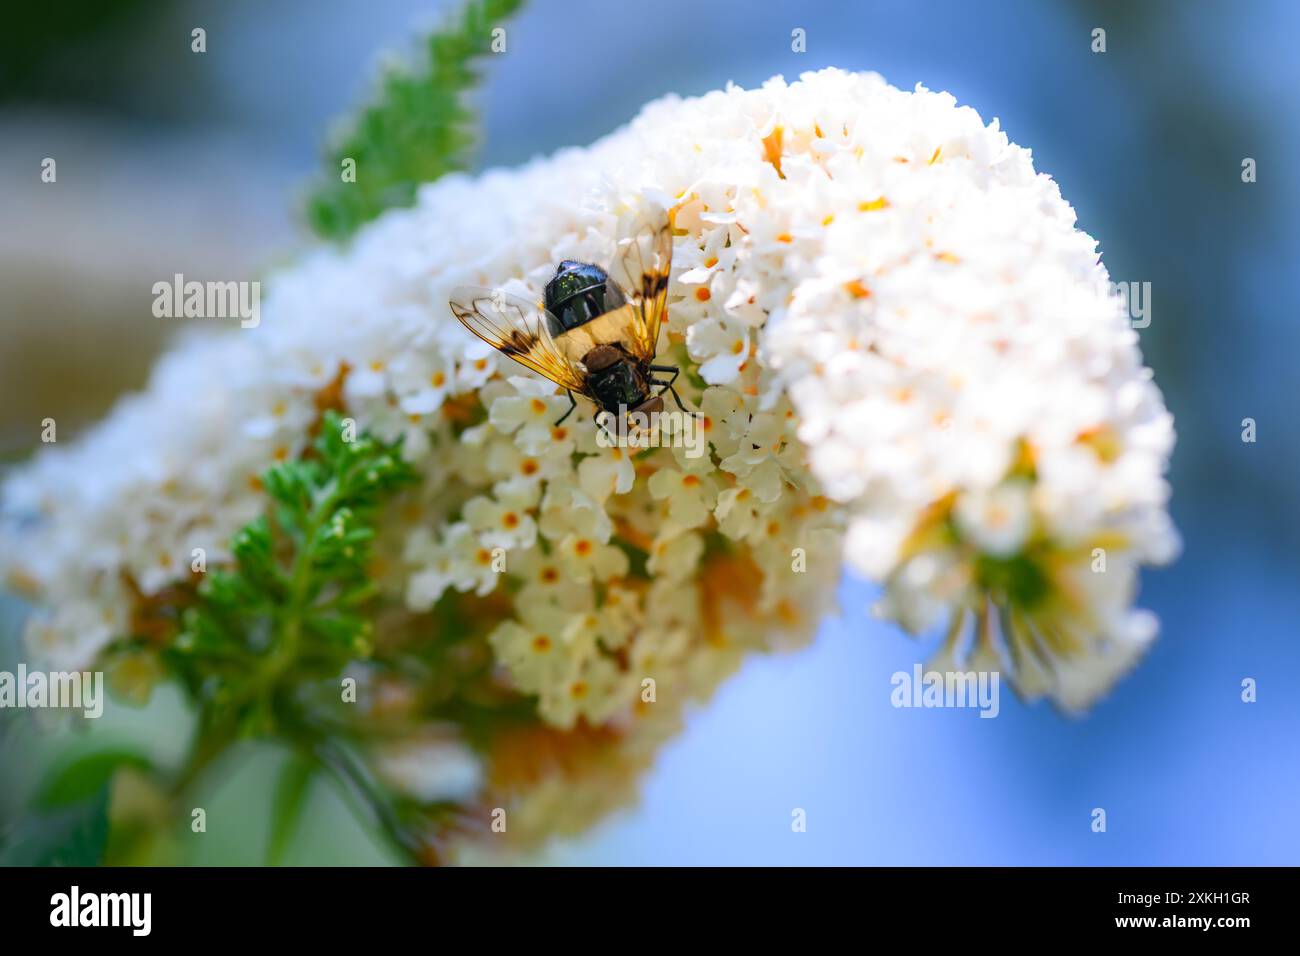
(607, 210, 674, 363)
(449, 286, 589, 392)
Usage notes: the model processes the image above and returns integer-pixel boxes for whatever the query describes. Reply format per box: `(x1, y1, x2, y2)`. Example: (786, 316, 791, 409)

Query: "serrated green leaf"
(305, 0, 526, 241)
(180, 412, 414, 726)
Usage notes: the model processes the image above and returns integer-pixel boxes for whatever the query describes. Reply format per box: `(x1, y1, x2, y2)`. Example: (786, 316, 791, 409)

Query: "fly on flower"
(450, 210, 684, 426)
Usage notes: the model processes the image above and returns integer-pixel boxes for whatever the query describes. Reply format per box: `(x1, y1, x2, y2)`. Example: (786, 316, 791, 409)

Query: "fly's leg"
(555, 390, 577, 426)
(660, 384, 688, 413)
(591, 406, 619, 443)
(649, 364, 680, 386)
(649, 365, 687, 412)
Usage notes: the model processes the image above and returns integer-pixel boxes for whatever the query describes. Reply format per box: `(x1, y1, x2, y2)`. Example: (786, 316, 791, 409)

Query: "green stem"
(307, 735, 430, 865)
(168, 714, 236, 803)
(169, 478, 340, 810)
(248, 476, 346, 716)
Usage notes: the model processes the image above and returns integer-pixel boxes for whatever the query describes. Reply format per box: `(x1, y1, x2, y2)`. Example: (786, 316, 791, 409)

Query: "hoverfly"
(449, 211, 684, 426)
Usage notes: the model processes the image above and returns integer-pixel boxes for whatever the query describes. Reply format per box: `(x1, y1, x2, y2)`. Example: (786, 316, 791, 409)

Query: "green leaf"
(267, 754, 315, 866)
(36, 748, 152, 808)
(0, 787, 111, 866)
(305, 0, 526, 241)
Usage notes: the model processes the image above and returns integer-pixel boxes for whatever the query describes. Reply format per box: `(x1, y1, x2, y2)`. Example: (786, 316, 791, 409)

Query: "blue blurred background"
(2, 0, 1296, 864)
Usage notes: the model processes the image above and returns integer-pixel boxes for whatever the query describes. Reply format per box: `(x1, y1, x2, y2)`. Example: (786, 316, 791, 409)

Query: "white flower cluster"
(2, 69, 1176, 836)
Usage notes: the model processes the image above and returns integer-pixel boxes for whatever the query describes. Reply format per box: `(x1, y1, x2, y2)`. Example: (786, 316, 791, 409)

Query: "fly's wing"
(449, 287, 589, 392)
(607, 210, 674, 363)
